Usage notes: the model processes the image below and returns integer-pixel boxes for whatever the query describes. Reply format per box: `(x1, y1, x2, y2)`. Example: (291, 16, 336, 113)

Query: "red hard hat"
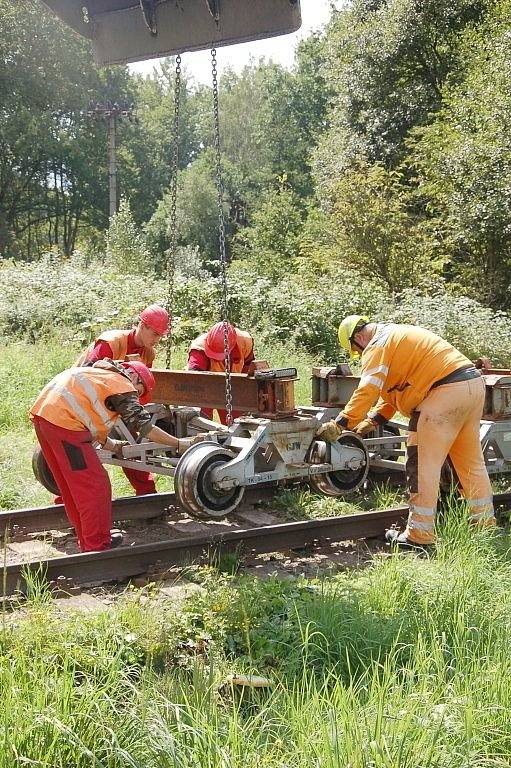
(139, 304, 170, 336)
(204, 322, 237, 361)
(121, 361, 155, 405)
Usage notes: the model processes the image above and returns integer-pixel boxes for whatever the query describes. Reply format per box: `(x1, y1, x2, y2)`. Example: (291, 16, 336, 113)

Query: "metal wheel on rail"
(309, 432, 369, 497)
(32, 447, 60, 497)
(174, 441, 245, 519)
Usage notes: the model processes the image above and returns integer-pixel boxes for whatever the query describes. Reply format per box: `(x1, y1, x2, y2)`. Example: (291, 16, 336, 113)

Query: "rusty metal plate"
(152, 370, 259, 410)
(312, 374, 361, 408)
(41, 0, 302, 65)
(151, 370, 297, 417)
(483, 374, 511, 420)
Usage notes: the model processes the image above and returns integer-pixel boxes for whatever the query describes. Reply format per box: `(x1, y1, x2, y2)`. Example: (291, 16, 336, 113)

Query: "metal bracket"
(206, 0, 220, 22)
(254, 367, 298, 380)
(139, 0, 157, 35)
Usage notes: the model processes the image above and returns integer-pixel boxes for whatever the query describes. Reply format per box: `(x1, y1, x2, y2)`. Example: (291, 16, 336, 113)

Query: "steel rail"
(0, 493, 177, 536)
(0, 487, 276, 536)
(2, 505, 410, 596)
(2, 492, 509, 597)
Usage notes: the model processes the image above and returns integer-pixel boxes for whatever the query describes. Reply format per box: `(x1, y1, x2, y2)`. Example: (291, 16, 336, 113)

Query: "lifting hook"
(206, 0, 221, 22)
(139, 0, 157, 35)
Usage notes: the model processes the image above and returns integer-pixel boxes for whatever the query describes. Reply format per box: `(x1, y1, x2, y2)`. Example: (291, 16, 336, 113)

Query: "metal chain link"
(211, 47, 233, 425)
(165, 53, 181, 370)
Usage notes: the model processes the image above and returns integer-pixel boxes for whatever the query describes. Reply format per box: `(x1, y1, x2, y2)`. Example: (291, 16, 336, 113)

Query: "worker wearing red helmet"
(187, 321, 255, 424)
(30, 359, 195, 552)
(75, 304, 170, 368)
(74, 304, 170, 496)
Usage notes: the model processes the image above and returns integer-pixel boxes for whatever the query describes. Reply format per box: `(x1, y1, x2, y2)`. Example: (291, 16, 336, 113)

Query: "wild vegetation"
(2, 0, 510, 313)
(2, 1, 511, 764)
(1, 518, 511, 766)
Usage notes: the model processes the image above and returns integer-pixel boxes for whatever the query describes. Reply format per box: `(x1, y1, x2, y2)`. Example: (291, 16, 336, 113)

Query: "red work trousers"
(33, 416, 112, 552)
(123, 467, 156, 495)
(55, 468, 156, 502)
(54, 460, 156, 503)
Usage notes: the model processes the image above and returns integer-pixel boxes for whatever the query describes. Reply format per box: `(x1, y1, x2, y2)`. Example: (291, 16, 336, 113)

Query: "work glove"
(176, 433, 210, 455)
(107, 439, 130, 458)
(316, 420, 343, 443)
(353, 419, 378, 437)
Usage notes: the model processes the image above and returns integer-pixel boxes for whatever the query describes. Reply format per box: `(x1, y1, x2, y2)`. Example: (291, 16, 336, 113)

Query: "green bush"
(0, 254, 218, 347)
(228, 261, 389, 361)
(388, 290, 511, 364)
(106, 198, 153, 275)
(1, 253, 510, 365)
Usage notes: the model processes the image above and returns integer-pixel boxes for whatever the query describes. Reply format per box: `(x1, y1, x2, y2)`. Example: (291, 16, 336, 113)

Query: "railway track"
(0, 487, 275, 537)
(1, 492, 510, 598)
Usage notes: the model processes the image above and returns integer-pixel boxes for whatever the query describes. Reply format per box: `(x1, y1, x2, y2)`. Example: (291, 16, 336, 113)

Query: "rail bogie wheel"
(32, 447, 60, 497)
(174, 442, 245, 520)
(309, 432, 369, 497)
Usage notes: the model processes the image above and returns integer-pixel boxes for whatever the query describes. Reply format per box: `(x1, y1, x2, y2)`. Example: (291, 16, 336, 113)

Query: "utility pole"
(86, 100, 137, 219)
(108, 111, 117, 218)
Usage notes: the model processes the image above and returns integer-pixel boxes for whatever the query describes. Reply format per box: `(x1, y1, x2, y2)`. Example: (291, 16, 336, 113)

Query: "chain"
(165, 53, 181, 370)
(211, 47, 233, 425)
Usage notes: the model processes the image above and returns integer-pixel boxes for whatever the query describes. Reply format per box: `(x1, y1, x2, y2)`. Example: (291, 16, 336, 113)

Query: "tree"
(313, 0, 488, 193)
(106, 198, 152, 274)
(123, 63, 204, 225)
(0, 1, 138, 257)
(233, 178, 304, 280)
(410, 0, 511, 307)
(327, 163, 445, 292)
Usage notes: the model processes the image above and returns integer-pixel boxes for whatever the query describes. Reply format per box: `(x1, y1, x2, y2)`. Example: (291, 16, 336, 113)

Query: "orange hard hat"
(204, 321, 237, 361)
(121, 361, 155, 405)
(139, 304, 170, 336)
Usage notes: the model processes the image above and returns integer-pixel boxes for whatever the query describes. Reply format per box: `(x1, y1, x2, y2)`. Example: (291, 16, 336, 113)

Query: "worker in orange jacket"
(75, 304, 170, 368)
(30, 360, 197, 552)
(318, 315, 495, 547)
(187, 321, 255, 424)
(74, 304, 170, 496)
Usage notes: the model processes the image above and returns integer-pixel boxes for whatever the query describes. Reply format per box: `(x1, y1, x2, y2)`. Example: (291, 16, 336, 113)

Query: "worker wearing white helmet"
(318, 315, 495, 547)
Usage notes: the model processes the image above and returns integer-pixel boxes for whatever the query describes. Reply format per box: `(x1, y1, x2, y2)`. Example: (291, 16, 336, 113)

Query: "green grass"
(1, 517, 511, 766)
(272, 479, 406, 521)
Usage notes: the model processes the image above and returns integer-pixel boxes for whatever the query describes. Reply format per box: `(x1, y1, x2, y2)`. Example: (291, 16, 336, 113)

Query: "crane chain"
(211, 47, 233, 426)
(165, 53, 181, 370)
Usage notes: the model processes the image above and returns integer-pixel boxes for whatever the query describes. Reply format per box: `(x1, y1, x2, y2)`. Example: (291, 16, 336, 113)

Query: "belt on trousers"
(430, 366, 481, 390)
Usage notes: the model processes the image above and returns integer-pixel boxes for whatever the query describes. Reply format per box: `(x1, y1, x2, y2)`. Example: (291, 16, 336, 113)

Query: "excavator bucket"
(40, 0, 302, 66)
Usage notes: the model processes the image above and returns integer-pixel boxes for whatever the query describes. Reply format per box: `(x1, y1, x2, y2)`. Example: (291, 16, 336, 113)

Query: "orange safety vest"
(30, 367, 136, 444)
(341, 323, 472, 428)
(189, 329, 254, 372)
(74, 329, 155, 368)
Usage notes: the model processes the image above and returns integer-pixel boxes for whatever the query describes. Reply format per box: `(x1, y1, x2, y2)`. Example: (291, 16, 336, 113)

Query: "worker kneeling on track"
(187, 321, 255, 425)
(74, 303, 170, 497)
(30, 359, 200, 553)
(317, 315, 496, 548)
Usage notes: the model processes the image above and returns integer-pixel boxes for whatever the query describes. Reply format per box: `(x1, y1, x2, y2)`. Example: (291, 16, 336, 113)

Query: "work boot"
(385, 528, 432, 552)
(109, 530, 124, 549)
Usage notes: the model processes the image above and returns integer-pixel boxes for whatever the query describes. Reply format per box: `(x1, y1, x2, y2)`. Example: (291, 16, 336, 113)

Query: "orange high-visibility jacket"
(189, 329, 254, 372)
(340, 324, 472, 428)
(74, 329, 155, 367)
(30, 367, 136, 444)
